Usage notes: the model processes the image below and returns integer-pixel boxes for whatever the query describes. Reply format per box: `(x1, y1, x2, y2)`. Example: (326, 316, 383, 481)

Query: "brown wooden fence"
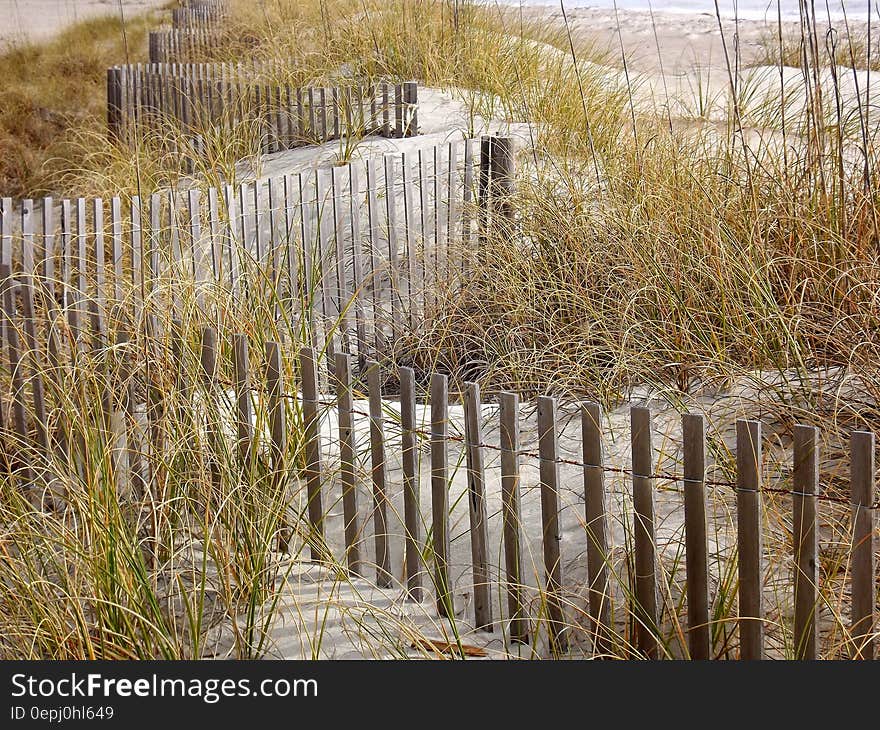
(106, 63, 419, 152)
(148, 27, 235, 64)
(0, 136, 510, 372)
(148, 0, 229, 62)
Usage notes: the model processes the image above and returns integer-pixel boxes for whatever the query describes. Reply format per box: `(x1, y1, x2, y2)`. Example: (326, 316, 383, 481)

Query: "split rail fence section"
(107, 63, 419, 154)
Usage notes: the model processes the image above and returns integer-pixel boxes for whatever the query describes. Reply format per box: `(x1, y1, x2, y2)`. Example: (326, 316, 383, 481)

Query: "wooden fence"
(106, 63, 419, 152)
(0, 136, 514, 373)
(148, 27, 235, 64)
(172, 3, 227, 30)
(148, 0, 229, 62)
(1, 132, 878, 658)
(0, 299, 876, 659)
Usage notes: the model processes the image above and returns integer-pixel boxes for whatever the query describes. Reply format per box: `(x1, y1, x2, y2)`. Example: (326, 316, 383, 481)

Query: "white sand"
(0, 0, 165, 47)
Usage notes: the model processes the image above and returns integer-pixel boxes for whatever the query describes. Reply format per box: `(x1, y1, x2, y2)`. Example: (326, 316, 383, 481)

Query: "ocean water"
(509, 0, 874, 22)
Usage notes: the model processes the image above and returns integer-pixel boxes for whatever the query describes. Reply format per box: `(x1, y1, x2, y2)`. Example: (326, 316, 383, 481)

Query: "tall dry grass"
(1, 0, 878, 658)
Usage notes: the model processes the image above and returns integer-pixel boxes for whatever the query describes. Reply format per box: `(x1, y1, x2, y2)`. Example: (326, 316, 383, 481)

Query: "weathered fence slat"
(683, 412, 710, 660)
(265, 340, 290, 553)
(582, 402, 613, 656)
(20, 201, 49, 455)
(367, 362, 392, 587)
(792, 424, 818, 661)
(300, 346, 325, 561)
(199, 325, 221, 493)
(631, 406, 659, 658)
(430, 372, 451, 618)
(850, 430, 876, 660)
(400, 366, 423, 601)
(537, 395, 567, 655)
(232, 333, 254, 470)
(463, 381, 492, 631)
(334, 351, 361, 575)
(736, 419, 764, 660)
(500, 391, 527, 644)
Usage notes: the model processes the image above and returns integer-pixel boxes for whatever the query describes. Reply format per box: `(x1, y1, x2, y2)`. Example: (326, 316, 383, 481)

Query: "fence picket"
(265, 340, 287, 507)
(850, 430, 876, 660)
(463, 381, 492, 631)
(683, 412, 710, 660)
(233, 333, 254, 470)
(334, 352, 361, 575)
(736, 419, 764, 660)
(500, 391, 527, 643)
(430, 372, 452, 618)
(631, 406, 659, 658)
(20, 201, 49, 455)
(367, 362, 392, 587)
(792, 424, 818, 660)
(582, 402, 613, 656)
(300, 346, 325, 562)
(400, 366, 423, 601)
(537, 395, 567, 655)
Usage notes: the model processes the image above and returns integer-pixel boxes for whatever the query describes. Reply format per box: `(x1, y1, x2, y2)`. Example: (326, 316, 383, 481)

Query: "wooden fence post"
(489, 135, 515, 239)
(463, 381, 493, 631)
(430, 372, 452, 618)
(582, 402, 613, 656)
(683, 413, 710, 660)
(793, 424, 819, 660)
(850, 430, 875, 660)
(400, 366, 423, 601)
(300, 346, 326, 562)
(736, 419, 764, 660)
(631, 406, 660, 658)
(538, 395, 567, 655)
(500, 391, 527, 643)
(402, 81, 418, 136)
(334, 351, 362, 575)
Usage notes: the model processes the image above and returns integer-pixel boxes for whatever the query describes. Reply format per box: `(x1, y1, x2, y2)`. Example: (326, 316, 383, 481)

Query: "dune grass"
(0, 0, 878, 658)
(0, 6, 171, 197)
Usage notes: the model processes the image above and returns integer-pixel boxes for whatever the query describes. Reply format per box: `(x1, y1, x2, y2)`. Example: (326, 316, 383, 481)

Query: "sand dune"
(0, 0, 165, 46)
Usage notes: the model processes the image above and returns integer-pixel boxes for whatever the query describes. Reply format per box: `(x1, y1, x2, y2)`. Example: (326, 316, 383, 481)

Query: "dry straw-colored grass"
(0, 0, 878, 658)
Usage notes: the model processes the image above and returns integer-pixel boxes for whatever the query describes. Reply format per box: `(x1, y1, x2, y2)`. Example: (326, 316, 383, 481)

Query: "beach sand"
(510, 4, 871, 73)
(0, 0, 165, 47)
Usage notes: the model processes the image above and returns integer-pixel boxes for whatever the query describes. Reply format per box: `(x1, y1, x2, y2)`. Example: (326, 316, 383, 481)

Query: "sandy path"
(0, 0, 166, 47)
